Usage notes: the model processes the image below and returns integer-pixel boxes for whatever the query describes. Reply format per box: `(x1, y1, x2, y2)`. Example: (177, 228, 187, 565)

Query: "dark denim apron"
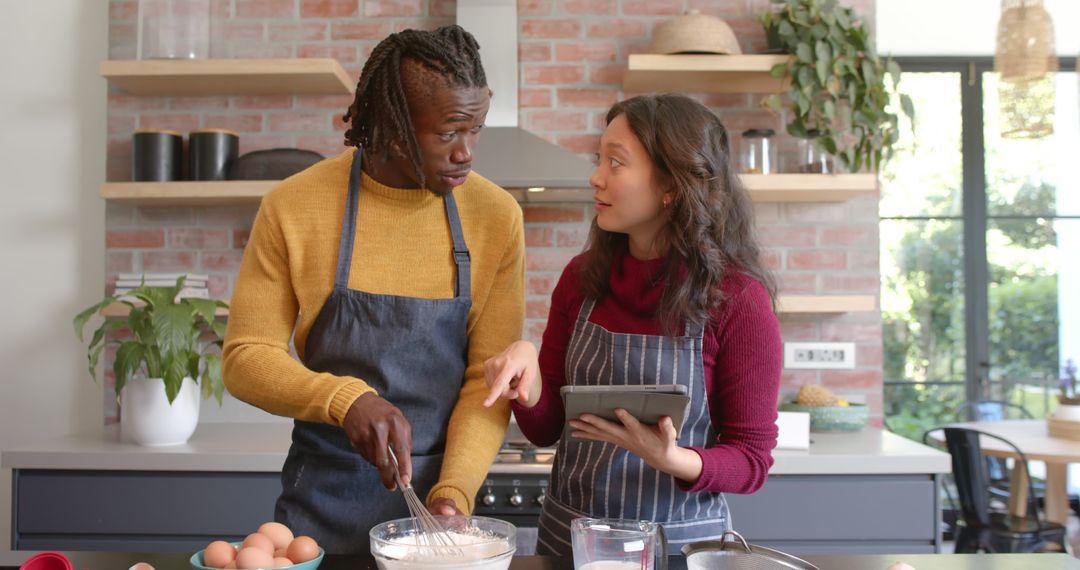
(274, 149, 472, 554)
(536, 298, 731, 556)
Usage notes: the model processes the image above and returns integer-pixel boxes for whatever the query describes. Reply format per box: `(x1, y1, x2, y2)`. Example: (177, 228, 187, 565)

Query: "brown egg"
(203, 540, 237, 569)
(273, 557, 294, 568)
(273, 548, 287, 558)
(242, 532, 276, 553)
(235, 546, 275, 570)
(224, 563, 237, 570)
(129, 564, 155, 570)
(258, 522, 295, 551)
(286, 536, 320, 564)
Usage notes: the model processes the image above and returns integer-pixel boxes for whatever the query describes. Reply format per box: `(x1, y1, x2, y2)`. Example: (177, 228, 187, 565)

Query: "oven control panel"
(473, 473, 549, 516)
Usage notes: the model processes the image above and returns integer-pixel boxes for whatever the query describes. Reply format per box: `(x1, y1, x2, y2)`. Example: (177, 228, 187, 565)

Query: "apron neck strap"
(334, 148, 366, 289)
(335, 148, 471, 299)
(684, 319, 704, 338)
(443, 192, 471, 299)
(577, 297, 597, 323)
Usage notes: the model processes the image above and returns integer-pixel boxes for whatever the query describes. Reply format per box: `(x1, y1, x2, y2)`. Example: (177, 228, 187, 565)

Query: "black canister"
(132, 129, 183, 181)
(189, 128, 240, 181)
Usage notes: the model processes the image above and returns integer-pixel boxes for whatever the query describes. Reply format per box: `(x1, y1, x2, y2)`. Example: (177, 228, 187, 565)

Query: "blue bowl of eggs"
(190, 522, 324, 570)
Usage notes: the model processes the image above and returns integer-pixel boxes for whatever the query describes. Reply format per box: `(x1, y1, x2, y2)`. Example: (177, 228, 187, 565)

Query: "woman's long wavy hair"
(577, 94, 778, 334)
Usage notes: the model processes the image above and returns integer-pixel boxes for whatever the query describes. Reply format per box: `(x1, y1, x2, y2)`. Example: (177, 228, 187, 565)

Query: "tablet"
(560, 384, 690, 441)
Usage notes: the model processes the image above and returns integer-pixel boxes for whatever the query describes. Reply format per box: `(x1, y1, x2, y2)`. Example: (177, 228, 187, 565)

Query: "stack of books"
(114, 273, 210, 300)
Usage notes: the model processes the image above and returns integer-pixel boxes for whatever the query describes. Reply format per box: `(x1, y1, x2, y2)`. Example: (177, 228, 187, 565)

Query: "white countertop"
(771, 428, 950, 474)
(0, 423, 950, 475)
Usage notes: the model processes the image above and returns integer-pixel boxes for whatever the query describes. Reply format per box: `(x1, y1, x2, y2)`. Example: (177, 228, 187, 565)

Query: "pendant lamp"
(994, 0, 1058, 139)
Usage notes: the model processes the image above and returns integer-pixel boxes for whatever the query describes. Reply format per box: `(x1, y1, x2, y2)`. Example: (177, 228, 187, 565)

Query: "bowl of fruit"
(779, 385, 869, 432)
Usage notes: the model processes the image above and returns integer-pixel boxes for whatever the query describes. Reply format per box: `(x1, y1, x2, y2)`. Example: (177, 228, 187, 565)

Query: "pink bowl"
(19, 552, 73, 570)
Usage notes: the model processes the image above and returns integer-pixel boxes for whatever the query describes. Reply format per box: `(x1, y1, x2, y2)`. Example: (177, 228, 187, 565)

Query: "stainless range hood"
(458, 0, 594, 194)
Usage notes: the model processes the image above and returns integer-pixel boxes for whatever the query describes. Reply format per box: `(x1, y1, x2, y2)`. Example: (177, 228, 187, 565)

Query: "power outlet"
(784, 342, 856, 369)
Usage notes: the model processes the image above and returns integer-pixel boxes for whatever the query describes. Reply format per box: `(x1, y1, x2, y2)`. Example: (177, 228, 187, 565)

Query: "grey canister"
(189, 128, 239, 181)
(132, 129, 183, 181)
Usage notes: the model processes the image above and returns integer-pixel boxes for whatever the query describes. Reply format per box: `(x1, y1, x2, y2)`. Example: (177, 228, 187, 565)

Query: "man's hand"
(343, 392, 412, 491)
(428, 497, 462, 516)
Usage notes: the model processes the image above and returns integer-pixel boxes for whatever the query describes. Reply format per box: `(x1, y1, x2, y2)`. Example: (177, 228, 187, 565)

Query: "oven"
(473, 426, 554, 555)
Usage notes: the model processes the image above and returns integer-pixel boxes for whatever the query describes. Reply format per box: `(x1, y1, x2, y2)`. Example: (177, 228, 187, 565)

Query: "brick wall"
(104, 0, 882, 423)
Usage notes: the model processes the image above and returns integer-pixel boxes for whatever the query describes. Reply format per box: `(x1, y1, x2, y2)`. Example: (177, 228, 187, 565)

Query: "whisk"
(387, 445, 461, 556)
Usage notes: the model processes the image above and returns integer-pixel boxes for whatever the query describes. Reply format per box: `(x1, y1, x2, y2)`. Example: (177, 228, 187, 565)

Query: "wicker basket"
(648, 10, 741, 55)
(995, 0, 1058, 81)
(994, 0, 1058, 139)
(997, 74, 1057, 139)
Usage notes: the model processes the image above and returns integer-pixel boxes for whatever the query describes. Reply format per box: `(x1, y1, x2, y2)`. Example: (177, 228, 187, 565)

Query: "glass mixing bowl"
(369, 515, 516, 570)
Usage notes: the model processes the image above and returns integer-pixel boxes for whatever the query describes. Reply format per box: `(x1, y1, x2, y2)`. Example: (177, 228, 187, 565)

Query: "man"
(223, 25, 524, 554)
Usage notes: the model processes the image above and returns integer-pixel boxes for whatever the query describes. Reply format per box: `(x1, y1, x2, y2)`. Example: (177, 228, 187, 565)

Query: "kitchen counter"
(0, 423, 950, 475)
(2, 424, 950, 554)
(0, 552, 1075, 570)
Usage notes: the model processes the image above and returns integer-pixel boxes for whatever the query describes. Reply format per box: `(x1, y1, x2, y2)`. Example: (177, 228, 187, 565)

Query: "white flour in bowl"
(373, 530, 513, 570)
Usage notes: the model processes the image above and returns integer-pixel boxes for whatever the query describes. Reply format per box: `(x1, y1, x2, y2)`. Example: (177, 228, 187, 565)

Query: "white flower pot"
(121, 376, 199, 446)
(1053, 403, 1080, 422)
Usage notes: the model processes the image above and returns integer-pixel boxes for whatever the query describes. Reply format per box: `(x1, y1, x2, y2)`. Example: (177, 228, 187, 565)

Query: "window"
(881, 59, 1079, 440)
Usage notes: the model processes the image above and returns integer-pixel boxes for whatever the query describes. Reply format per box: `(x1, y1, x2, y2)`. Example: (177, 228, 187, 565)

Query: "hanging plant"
(760, 0, 914, 172)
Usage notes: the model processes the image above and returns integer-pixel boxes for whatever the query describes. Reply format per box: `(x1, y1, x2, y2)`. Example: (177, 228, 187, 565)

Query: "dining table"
(936, 419, 1080, 525)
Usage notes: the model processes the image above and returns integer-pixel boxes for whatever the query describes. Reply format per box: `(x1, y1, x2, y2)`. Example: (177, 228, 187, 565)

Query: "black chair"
(953, 401, 1033, 497)
(923, 426, 1067, 553)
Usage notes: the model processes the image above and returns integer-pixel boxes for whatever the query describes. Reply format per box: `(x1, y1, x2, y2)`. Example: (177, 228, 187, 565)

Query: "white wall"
(878, 0, 1080, 56)
(0, 0, 109, 551)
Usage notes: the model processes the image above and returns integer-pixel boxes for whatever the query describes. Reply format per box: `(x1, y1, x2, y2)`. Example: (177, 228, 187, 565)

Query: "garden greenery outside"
(880, 71, 1077, 441)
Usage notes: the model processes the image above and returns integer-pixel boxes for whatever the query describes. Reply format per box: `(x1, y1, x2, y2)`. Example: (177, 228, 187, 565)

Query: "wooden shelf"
(101, 295, 875, 318)
(102, 174, 876, 206)
(101, 181, 275, 206)
(777, 295, 876, 314)
(743, 174, 876, 202)
(623, 54, 791, 94)
(99, 58, 354, 96)
(100, 302, 229, 318)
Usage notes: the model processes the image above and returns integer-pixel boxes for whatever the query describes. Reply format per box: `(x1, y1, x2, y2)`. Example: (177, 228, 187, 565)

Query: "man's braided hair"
(343, 25, 487, 187)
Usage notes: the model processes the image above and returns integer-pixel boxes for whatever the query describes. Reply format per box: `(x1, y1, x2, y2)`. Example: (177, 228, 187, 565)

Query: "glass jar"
(738, 128, 777, 174)
(137, 0, 210, 60)
(796, 129, 835, 173)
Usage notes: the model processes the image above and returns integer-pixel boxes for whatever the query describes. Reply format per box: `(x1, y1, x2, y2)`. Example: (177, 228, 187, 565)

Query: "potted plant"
(1056, 359, 1080, 419)
(73, 276, 228, 446)
(759, 0, 914, 172)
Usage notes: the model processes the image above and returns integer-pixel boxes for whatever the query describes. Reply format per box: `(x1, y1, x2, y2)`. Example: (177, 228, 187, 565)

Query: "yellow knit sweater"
(223, 149, 524, 513)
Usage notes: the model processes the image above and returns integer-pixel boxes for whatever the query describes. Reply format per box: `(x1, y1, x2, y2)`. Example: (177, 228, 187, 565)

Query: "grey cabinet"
(726, 474, 942, 555)
(12, 469, 941, 554)
(13, 469, 280, 552)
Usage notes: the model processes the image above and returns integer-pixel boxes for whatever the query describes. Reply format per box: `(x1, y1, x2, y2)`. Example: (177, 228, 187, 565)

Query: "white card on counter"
(775, 411, 810, 450)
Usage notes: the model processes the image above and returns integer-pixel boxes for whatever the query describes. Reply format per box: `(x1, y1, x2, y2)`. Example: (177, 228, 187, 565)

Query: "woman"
(483, 94, 782, 554)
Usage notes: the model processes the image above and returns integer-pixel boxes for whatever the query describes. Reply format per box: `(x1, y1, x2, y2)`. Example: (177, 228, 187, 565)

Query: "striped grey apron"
(536, 297, 731, 556)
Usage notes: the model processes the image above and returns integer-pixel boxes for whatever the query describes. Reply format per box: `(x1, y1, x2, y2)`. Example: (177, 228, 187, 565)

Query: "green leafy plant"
(73, 276, 229, 405)
(760, 0, 914, 172)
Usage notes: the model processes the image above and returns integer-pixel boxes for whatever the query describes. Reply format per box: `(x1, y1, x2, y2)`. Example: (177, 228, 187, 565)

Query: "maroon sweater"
(512, 251, 782, 494)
